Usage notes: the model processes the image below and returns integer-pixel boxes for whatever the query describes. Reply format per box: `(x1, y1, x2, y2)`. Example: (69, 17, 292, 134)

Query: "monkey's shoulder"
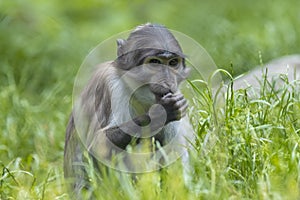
(93, 61, 116, 73)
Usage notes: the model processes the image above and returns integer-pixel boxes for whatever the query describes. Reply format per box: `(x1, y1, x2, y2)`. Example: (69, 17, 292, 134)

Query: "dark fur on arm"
(105, 114, 151, 149)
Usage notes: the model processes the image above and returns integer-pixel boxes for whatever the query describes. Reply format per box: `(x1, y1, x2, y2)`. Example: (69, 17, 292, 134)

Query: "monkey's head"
(115, 23, 190, 98)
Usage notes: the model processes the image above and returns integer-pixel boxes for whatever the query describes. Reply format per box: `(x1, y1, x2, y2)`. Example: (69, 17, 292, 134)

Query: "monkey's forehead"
(154, 50, 186, 58)
(120, 48, 186, 59)
(126, 24, 184, 55)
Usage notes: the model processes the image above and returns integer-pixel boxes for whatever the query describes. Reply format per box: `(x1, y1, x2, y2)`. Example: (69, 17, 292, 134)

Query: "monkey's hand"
(156, 92, 188, 124)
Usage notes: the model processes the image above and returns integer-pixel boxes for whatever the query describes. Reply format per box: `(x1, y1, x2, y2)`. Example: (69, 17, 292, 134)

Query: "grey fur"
(64, 23, 194, 199)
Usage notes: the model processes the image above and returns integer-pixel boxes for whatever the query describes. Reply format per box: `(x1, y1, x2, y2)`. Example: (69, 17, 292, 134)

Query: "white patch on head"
(133, 22, 151, 32)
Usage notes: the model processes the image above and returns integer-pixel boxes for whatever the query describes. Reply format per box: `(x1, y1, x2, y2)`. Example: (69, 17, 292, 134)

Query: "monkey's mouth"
(149, 84, 173, 98)
(152, 89, 173, 99)
(153, 91, 171, 98)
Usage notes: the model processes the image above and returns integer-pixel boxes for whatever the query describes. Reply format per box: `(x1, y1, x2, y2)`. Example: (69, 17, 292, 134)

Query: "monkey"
(64, 23, 194, 198)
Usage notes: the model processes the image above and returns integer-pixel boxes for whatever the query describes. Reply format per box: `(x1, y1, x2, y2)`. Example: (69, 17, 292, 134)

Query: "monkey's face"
(122, 51, 190, 120)
(143, 52, 190, 98)
(115, 24, 190, 100)
(121, 51, 190, 104)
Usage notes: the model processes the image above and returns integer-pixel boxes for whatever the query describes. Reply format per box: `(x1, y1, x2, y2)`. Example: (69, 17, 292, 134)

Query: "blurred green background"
(1, 0, 300, 94)
(0, 0, 299, 198)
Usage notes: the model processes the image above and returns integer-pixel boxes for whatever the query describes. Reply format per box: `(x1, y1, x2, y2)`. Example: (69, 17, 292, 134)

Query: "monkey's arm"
(105, 92, 188, 149)
(156, 92, 188, 124)
(105, 114, 151, 149)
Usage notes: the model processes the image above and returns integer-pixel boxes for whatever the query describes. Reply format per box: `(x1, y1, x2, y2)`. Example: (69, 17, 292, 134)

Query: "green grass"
(1, 0, 300, 199)
(2, 67, 300, 199)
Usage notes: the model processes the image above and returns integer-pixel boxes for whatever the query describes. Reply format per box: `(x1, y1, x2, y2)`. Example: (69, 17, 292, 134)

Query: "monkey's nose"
(160, 90, 172, 97)
(155, 89, 172, 98)
(149, 83, 172, 97)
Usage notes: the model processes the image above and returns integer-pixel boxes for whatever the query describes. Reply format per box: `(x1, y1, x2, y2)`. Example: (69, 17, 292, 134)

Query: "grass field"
(1, 0, 300, 199)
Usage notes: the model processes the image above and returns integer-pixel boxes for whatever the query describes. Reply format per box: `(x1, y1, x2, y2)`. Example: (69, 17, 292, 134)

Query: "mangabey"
(64, 23, 193, 197)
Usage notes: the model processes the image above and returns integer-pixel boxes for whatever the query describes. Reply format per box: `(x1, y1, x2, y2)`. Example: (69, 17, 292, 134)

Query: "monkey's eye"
(168, 58, 180, 67)
(148, 58, 162, 64)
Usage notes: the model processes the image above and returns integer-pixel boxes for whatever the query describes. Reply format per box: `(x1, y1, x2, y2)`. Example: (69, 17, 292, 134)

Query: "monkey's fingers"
(179, 101, 188, 117)
(169, 92, 184, 99)
(173, 100, 188, 120)
(161, 93, 184, 104)
(156, 92, 172, 102)
(173, 93, 185, 101)
(174, 98, 187, 109)
(160, 92, 173, 99)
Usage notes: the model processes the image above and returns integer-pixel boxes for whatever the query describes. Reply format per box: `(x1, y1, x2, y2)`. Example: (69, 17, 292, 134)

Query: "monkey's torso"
(64, 61, 193, 184)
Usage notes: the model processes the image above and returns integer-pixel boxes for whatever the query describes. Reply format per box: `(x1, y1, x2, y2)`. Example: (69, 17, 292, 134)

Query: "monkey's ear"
(117, 39, 126, 57)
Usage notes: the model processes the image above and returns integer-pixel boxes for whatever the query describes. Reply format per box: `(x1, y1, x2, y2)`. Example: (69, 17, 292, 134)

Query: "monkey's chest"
(129, 96, 153, 117)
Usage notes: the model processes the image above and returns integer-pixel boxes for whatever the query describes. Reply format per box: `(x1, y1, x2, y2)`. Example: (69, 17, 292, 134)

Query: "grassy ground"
(1, 0, 300, 199)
